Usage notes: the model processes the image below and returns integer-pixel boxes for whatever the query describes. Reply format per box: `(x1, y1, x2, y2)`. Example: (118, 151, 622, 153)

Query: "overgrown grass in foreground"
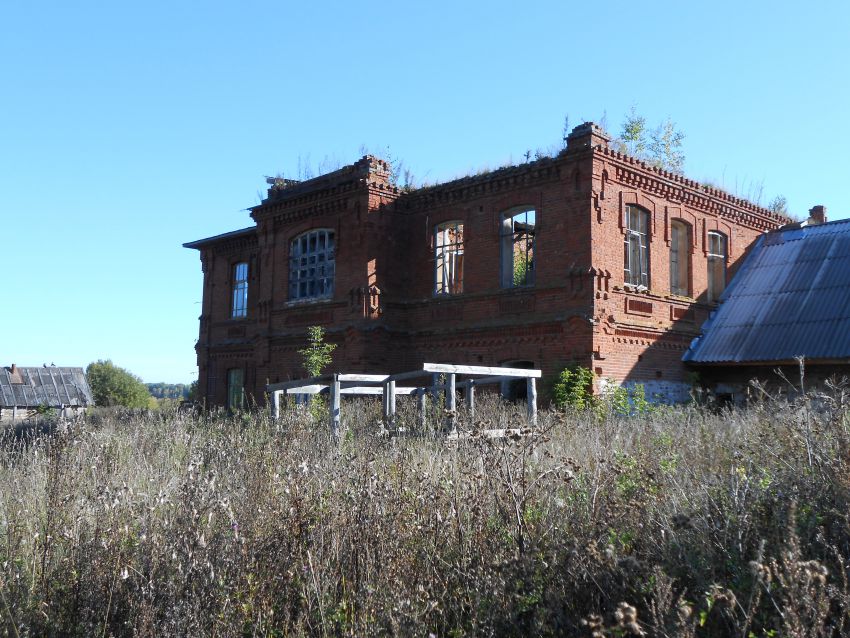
(1, 393, 850, 637)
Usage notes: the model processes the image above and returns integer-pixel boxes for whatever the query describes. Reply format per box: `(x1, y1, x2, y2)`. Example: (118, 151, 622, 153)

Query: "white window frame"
(707, 231, 727, 302)
(288, 229, 336, 301)
(434, 221, 465, 295)
(624, 205, 650, 289)
(231, 262, 249, 318)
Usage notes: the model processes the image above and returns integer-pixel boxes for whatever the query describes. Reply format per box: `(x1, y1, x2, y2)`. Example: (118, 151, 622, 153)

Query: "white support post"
(387, 380, 396, 429)
(381, 381, 390, 429)
(417, 388, 426, 430)
(446, 373, 457, 433)
(329, 374, 341, 437)
(271, 390, 282, 420)
(467, 380, 476, 420)
(527, 377, 538, 426)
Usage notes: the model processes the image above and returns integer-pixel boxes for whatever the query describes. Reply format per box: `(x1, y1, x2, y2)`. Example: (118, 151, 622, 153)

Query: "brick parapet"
(594, 146, 790, 232)
(393, 157, 563, 212)
(252, 155, 400, 226)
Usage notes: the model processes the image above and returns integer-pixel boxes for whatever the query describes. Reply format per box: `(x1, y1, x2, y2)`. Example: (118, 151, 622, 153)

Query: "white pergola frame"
(266, 363, 542, 437)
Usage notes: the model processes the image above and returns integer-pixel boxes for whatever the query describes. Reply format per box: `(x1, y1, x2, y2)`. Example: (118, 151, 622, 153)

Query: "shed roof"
(0, 366, 93, 408)
(684, 218, 850, 365)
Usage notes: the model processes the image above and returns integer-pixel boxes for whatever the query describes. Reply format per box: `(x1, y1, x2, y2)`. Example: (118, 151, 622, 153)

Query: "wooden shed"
(0, 364, 93, 424)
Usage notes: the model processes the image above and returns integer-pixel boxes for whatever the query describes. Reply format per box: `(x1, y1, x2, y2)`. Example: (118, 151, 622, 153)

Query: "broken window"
(501, 209, 535, 288)
(707, 231, 727, 302)
(624, 205, 650, 288)
(289, 229, 335, 301)
(669, 220, 691, 296)
(435, 222, 464, 295)
(231, 262, 249, 318)
(227, 368, 244, 411)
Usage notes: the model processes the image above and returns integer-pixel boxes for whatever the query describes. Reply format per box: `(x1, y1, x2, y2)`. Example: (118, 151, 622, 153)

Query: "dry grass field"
(1, 390, 850, 636)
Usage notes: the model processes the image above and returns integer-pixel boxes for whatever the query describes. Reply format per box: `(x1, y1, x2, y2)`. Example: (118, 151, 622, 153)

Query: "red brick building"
(185, 123, 789, 408)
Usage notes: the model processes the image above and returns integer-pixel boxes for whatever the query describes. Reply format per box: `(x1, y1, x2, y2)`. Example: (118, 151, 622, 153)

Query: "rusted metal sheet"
(0, 366, 93, 408)
(685, 219, 850, 364)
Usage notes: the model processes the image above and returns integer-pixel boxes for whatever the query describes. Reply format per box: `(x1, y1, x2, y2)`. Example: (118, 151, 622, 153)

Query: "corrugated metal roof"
(0, 366, 93, 408)
(684, 218, 850, 364)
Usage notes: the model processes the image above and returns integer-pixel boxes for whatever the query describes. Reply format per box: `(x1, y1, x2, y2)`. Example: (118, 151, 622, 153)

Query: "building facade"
(185, 123, 789, 408)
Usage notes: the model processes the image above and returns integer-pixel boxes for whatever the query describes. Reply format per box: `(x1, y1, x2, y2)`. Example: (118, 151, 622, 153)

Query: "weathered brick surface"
(187, 125, 789, 406)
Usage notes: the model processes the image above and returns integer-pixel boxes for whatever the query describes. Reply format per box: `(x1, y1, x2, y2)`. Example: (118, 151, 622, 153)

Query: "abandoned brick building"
(185, 123, 791, 408)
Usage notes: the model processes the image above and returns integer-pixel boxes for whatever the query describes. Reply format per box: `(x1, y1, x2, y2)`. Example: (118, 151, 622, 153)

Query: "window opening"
(231, 262, 248, 318)
(670, 220, 690, 296)
(500, 360, 535, 401)
(707, 231, 727, 302)
(435, 222, 464, 294)
(289, 229, 335, 301)
(624, 205, 649, 288)
(501, 209, 535, 288)
(227, 368, 244, 411)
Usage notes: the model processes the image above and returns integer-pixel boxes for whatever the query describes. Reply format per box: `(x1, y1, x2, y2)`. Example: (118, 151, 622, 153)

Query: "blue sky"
(2, 1, 848, 383)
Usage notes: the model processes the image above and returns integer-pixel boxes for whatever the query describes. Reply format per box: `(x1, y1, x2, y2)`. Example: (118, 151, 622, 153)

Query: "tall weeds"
(1, 393, 849, 636)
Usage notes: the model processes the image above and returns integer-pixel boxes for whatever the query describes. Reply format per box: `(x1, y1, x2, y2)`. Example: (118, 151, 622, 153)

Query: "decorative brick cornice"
(251, 155, 400, 224)
(395, 157, 562, 211)
(268, 197, 352, 227)
(597, 146, 791, 231)
(209, 233, 258, 257)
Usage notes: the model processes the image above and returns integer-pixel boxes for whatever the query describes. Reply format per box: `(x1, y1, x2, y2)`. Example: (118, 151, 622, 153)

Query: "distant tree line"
(146, 383, 191, 400)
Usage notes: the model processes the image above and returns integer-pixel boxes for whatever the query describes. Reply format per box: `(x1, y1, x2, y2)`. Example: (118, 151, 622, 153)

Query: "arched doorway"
(500, 360, 535, 401)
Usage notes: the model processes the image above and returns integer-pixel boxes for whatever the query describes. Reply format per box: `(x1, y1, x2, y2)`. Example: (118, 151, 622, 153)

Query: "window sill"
(284, 296, 335, 308)
(433, 292, 464, 299)
(621, 284, 649, 294)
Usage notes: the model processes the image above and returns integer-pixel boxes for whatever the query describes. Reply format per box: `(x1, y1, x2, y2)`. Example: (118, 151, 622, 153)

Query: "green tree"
(619, 106, 647, 157)
(614, 108, 685, 174)
(145, 382, 189, 399)
(298, 326, 337, 377)
(86, 360, 155, 408)
(552, 365, 595, 410)
(648, 117, 685, 173)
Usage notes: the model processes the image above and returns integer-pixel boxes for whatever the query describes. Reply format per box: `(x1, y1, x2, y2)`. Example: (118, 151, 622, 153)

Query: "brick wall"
(582, 126, 786, 396)
(186, 126, 789, 406)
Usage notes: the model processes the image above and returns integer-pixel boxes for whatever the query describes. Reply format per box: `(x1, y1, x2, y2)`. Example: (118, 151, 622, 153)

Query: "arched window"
(501, 208, 535, 288)
(435, 222, 464, 294)
(707, 231, 727, 302)
(669, 220, 691, 296)
(231, 262, 249, 318)
(624, 205, 650, 288)
(289, 229, 335, 301)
